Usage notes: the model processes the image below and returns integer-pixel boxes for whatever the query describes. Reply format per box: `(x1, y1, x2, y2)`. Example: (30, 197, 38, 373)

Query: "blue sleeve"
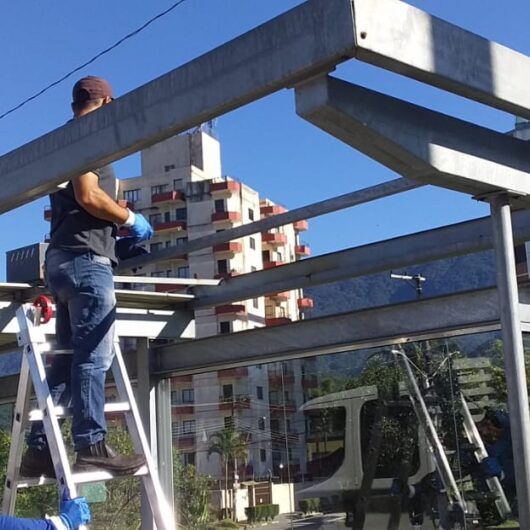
(0, 515, 55, 530)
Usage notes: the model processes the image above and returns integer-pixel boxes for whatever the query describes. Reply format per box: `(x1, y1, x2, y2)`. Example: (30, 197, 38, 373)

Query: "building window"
(257, 386, 263, 400)
(175, 207, 187, 220)
(149, 213, 162, 225)
(150, 242, 162, 253)
(260, 449, 266, 462)
(171, 391, 179, 405)
(217, 259, 228, 274)
(177, 266, 189, 278)
(182, 420, 195, 434)
(269, 391, 278, 404)
(262, 250, 270, 262)
(214, 199, 225, 213)
(270, 419, 280, 432)
(252, 298, 259, 309)
(164, 211, 171, 222)
(223, 384, 233, 399)
(258, 417, 265, 430)
(151, 184, 168, 195)
(171, 422, 179, 438)
(123, 189, 141, 203)
(176, 237, 188, 246)
(224, 416, 234, 429)
(165, 240, 172, 248)
(182, 389, 194, 403)
(249, 237, 256, 250)
(182, 452, 196, 467)
(173, 178, 183, 190)
(248, 208, 254, 221)
(219, 321, 231, 334)
(165, 164, 175, 172)
(277, 251, 283, 262)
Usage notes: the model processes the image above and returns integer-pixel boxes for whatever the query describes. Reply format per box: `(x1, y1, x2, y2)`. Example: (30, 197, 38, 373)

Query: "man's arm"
(72, 172, 129, 224)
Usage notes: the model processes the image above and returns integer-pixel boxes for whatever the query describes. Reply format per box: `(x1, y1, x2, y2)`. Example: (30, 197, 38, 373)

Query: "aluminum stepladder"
(392, 349, 511, 528)
(2, 299, 175, 530)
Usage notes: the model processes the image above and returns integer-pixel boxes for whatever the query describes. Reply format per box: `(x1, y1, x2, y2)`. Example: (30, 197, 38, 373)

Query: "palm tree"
(208, 427, 248, 519)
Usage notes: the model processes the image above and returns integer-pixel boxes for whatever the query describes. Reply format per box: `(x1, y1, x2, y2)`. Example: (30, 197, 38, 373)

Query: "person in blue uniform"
(0, 495, 90, 529)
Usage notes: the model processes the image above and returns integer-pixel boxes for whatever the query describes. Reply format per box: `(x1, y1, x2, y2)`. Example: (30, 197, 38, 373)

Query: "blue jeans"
(27, 249, 116, 451)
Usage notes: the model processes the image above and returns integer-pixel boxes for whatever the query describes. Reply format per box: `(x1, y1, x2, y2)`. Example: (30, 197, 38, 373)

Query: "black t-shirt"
(47, 165, 118, 265)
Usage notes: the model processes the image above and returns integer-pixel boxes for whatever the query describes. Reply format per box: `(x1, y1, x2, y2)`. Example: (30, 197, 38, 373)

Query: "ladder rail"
(111, 337, 175, 530)
(460, 395, 512, 519)
(2, 353, 32, 514)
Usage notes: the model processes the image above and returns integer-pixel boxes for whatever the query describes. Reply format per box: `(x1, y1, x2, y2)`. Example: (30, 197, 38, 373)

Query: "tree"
(207, 428, 247, 519)
(173, 452, 212, 529)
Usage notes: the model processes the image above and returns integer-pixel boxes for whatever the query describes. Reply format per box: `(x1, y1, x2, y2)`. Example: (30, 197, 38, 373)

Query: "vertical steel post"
(157, 377, 176, 525)
(137, 338, 156, 530)
(490, 194, 530, 526)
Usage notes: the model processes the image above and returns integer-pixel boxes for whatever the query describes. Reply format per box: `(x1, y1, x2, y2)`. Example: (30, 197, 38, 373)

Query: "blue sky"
(1, 0, 529, 281)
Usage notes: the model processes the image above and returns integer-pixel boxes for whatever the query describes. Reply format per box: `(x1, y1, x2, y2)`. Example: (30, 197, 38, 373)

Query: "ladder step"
(16, 465, 148, 488)
(28, 402, 131, 421)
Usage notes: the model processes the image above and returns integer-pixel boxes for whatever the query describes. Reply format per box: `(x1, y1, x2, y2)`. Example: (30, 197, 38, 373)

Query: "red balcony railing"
(262, 232, 287, 245)
(213, 242, 242, 253)
(172, 404, 194, 415)
(293, 220, 308, 231)
(153, 220, 187, 232)
(260, 205, 287, 216)
(172, 375, 193, 384)
(265, 317, 292, 327)
(298, 297, 314, 310)
(151, 190, 185, 205)
(217, 367, 248, 378)
(215, 304, 247, 316)
(174, 435, 195, 449)
(210, 180, 241, 194)
(211, 211, 241, 223)
(295, 244, 311, 257)
(263, 261, 283, 270)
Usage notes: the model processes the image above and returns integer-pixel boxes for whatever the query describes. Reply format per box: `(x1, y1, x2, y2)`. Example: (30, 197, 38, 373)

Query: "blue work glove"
(481, 456, 504, 479)
(129, 213, 154, 241)
(59, 496, 91, 529)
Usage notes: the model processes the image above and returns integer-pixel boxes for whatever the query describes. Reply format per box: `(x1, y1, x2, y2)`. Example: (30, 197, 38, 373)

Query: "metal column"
(490, 194, 530, 526)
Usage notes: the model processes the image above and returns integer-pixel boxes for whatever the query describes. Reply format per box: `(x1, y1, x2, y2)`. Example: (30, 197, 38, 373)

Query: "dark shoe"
(20, 447, 56, 478)
(74, 440, 145, 476)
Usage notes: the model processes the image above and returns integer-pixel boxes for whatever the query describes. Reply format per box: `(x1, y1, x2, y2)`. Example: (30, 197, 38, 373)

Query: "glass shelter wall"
(169, 330, 522, 530)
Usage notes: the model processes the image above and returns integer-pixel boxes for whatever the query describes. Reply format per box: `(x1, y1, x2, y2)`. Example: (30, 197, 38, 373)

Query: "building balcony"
(211, 211, 241, 224)
(261, 232, 287, 246)
(263, 261, 284, 270)
(268, 373, 295, 385)
(213, 242, 243, 254)
(293, 220, 308, 232)
(151, 190, 185, 205)
(210, 180, 241, 195)
(215, 304, 247, 316)
(295, 244, 311, 257)
(298, 297, 314, 310)
(217, 367, 248, 378)
(265, 317, 292, 327)
(172, 375, 193, 384)
(155, 283, 188, 293)
(260, 205, 287, 216)
(268, 292, 290, 302)
(172, 404, 194, 415)
(218, 395, 251, 411)
(174, 435, 195, 449)
(153, 220, 187, 233)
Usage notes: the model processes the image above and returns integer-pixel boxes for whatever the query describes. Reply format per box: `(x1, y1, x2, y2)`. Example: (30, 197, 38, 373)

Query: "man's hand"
(481, 456, 504, 479)
(129, 213, 154, 241)
(58, 496, 91, 529)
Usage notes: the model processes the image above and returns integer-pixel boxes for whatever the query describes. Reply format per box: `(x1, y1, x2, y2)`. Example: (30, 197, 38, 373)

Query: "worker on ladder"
(19, 75, 154, 478)
(0, 495, 90, 529)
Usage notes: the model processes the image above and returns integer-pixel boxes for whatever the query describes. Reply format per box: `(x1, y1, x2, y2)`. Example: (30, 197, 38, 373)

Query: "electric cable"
(0, 0, 188, 122)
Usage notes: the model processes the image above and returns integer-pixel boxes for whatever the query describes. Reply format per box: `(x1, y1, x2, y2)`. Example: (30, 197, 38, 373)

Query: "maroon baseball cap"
(72, 76, 113, 103)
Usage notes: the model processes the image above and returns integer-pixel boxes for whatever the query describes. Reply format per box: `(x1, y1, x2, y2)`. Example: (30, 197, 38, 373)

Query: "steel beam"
(351, 0, 530, 118)
(0, 0, 356, 213)
(296, 76, 530, 201)
(118, 178, 421, 271)
(155, 287, 530, 375)
(191, 209, 530, 308)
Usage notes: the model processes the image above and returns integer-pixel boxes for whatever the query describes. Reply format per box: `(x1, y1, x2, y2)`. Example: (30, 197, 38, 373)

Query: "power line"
(0, 0, 188, 122)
